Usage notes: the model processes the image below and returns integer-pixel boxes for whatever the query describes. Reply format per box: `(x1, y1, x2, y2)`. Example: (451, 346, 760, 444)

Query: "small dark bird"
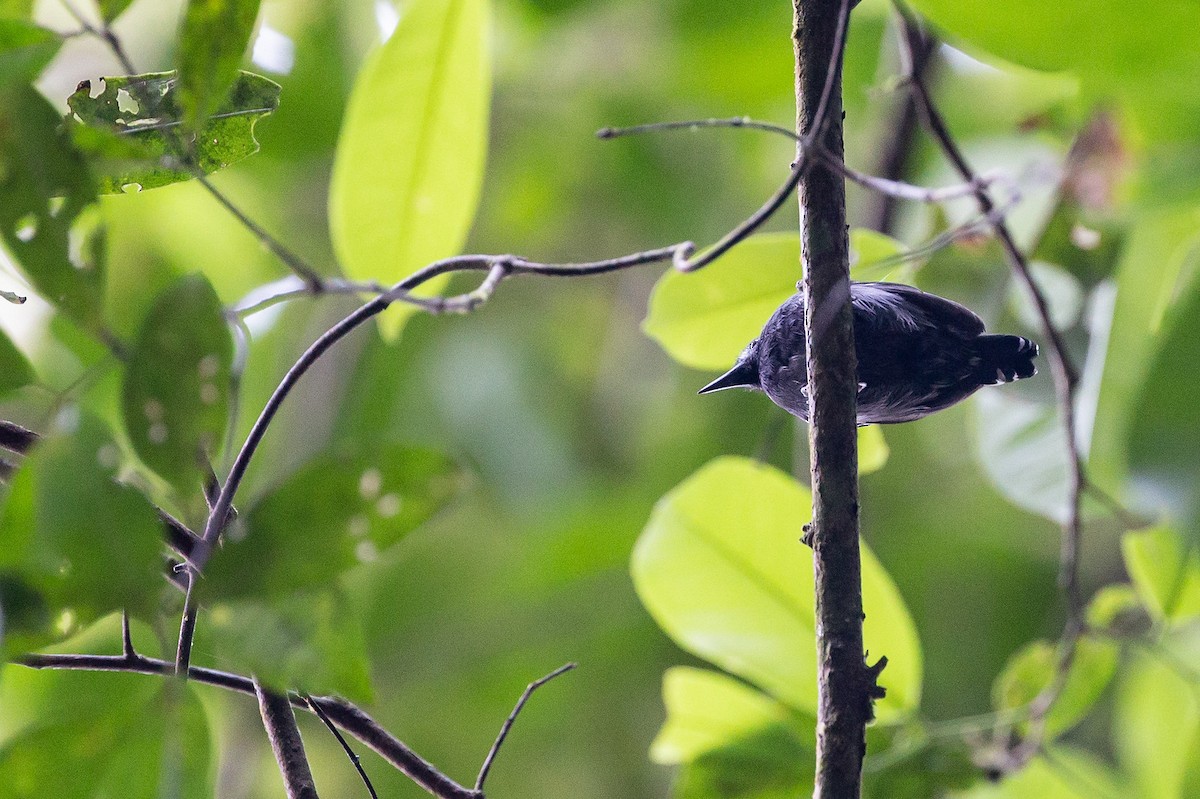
(699, 281, 1038, 424)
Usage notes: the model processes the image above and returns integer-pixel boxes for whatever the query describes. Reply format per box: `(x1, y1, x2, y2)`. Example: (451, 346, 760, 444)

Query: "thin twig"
(475, 662, 577, 791)
(896, 3, 1086, 772)
(305, 694, 379, 799)
(18, 651, 480, 799)
(599, 116, 1002, 205)
(256, 678, 321, 799)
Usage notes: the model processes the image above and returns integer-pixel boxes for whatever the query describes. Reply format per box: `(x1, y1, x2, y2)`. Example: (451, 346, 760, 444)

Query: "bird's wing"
(851, 282, 986, 338)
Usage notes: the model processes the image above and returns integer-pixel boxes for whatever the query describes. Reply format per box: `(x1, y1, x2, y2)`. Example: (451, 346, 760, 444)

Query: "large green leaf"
(67, 70, 281, 193)
(644, 233, 798, 372)
(329, 0, 491, 339)
(203, 444, 463, 600)
(1122, 526, 1200, 623)
(122, 273, 232, 496)
(0, 328, 33, 395)
(905, 1, 1200, 139)
(632, 456, 922, 721)
(991, 636, 1118, 738)
(0, 84, 103, 330)
(0, 616, 214, 799)
(0, 414, 163, 621)
(651, 666, 801, 765)
(644, 230, 910, 372)
(1126, 268, 1200, 538)
(175, 0, 262, 134)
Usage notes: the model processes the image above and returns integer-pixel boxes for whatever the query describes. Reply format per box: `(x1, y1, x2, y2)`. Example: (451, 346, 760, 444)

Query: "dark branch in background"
(475, 662, 577, 791)
(305, 695, 379, 799)
(256, 678, 322, 799)
(895, 3, 1086, 772)
(793, 0, 884, 796)
(862, 21, 937, 233)
(20, 649, 481, 799)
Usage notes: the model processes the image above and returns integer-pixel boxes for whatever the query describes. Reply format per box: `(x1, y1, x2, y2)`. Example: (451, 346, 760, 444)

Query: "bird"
(698, 281, 1039, 424)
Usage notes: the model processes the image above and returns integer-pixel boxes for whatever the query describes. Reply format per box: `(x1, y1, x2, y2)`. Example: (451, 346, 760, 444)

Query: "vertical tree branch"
(255, 678, 321, 799)
(794, 1, 883, 796)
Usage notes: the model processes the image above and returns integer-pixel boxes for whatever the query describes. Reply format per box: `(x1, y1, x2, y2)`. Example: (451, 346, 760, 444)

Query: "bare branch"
(18, 652, 480, 799)
(476, 662, 577, 791)
(896, 3, 1087, 773)
(305, 695, 379, 799)
(256, 678, 321, 799)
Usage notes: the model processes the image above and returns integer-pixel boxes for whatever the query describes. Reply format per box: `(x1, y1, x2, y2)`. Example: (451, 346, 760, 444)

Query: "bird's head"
(698, 340, 762, 395)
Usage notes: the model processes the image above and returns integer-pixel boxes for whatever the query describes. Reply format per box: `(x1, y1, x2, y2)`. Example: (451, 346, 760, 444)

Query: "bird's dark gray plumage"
(699, 281, 1039, 425)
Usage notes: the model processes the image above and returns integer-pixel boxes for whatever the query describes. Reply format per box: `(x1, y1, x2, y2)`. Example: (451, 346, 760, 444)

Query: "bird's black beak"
(698, 359, 759, 395)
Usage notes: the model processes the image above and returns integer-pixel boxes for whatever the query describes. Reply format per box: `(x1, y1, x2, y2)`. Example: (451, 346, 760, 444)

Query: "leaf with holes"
(67, 70, 280, 193)
(201, 444, 463, 601)
(176, 0, 262, 133)
(122, 273, 232, 496)
(329, 0, 491, 339)
(0, 84, 103, 329)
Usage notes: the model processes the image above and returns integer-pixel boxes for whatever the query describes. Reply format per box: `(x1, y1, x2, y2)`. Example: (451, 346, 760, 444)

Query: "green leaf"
(632, 456, 922, 721)
(0, 0, 33, 19)
(673, 725, 813, 799)
(0, 83, 104, 329)
(850, 229, 916, 284)
(67, 70, 281, 193)
(973, 392, 1072, 524)
(0, 327, 33, 395)
(97, 0, 137, 23)
(645, 230, 912, 372)
(858, 425, 889, 475)
(949, 748, 1125, 799)
(0, 19, 61, 85)
(0, 616, 214, 799)
(122, 273, 232, 496)
(992, 636, 1118, 738)
(1091, 211, 1200, 489)
(643, 233, 798, 371)
(1126, 269, 1200, 537)
(904, 1, 1200, 140)
(1115, 634, 1200, 799)
(651, 667, 798, 765)
(203, 444, 463, 600)
(329, 0, 491, 340)
(202, 589, 373, 699)
(1085, 584, 1148, 635)
(0, 414, 163, 620)
(1122, 526, 1200, 623)
(175, 0, 262, 134)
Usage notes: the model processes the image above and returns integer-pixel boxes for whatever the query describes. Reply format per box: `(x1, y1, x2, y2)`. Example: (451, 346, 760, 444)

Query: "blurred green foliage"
(0, 0, 1198, 797)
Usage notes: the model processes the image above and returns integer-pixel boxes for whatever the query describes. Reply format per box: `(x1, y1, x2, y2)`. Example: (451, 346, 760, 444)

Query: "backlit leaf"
(175, 0, 262, 134)
(329, 0, 491, 339)
(632, 456, 922, 721)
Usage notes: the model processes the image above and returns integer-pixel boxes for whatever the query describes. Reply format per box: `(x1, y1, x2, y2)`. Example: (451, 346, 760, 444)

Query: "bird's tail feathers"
(975, 334, 1038, 384)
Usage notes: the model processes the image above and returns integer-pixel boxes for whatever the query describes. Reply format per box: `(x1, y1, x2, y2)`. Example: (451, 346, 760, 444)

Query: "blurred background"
(3, 0, 1197, 796)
